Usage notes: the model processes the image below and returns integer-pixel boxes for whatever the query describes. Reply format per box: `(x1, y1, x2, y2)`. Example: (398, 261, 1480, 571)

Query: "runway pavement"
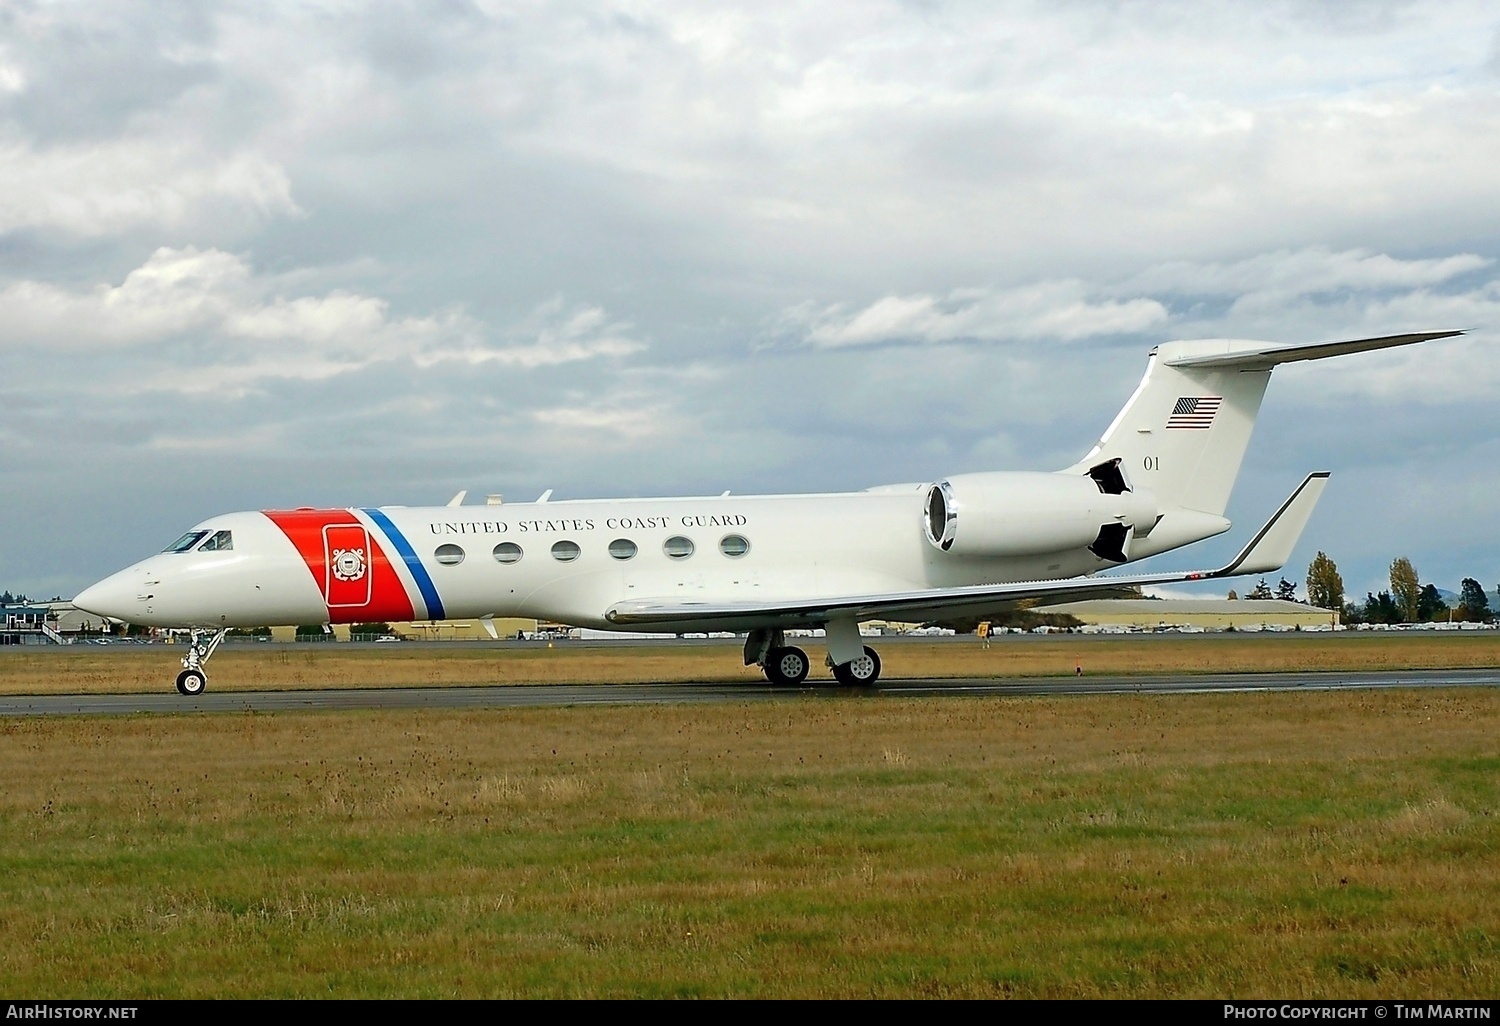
(2, 667, 1498, 716)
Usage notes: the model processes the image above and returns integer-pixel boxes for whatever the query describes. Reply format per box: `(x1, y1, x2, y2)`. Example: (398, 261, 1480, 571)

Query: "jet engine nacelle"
(922, 471, 1159, 561)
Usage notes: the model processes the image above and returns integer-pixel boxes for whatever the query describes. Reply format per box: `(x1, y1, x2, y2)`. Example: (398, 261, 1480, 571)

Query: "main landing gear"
(765, 643, 811, 686)
(831, 646, 881, 687)
(744, 625, 883, 688)
(746, 629, 812, 685)
(174, 628, 227, 695)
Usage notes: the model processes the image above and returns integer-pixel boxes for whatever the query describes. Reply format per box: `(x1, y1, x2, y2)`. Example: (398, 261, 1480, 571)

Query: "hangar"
(1033, 598, 1338, 631)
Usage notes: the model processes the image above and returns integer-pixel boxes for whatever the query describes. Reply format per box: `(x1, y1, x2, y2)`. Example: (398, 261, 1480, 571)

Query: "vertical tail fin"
(1068, 342, 1271, 516)
(1066, 331, 1461, 517)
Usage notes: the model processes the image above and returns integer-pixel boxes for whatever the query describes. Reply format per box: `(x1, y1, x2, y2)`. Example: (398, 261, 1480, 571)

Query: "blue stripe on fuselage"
(362, 508, 445, 620)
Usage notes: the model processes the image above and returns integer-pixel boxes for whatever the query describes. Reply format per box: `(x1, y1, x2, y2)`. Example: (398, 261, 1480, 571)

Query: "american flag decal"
(1166, 396, 1222, 429)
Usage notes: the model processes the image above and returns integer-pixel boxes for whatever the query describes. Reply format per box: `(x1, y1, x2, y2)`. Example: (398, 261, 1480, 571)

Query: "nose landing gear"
(175, 628, 227, 695)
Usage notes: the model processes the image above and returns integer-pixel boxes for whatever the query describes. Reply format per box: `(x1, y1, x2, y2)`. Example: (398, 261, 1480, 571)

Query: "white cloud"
(420, 300, 646, 369)
(1129, 247, 1500, 403)
(783, 245, 1500, 416)
(792, 282, 1168, 347)
(532, 400, 679, 442)
(0, 140, 298, 237)
(378, 1, 1500, 281)
(0, 248, 646, 394)
(1125, 248, 1491, 313)
(790, 246, 1494, 350)
(3, 2, 1500, 602)
(0, 247, 440, 357)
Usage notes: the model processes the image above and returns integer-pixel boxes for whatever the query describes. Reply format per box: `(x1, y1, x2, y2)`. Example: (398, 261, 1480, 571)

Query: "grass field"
(2, 637, 1497, 997)
(1, 631, 1498, 694)
(2, 686, 1499, 997)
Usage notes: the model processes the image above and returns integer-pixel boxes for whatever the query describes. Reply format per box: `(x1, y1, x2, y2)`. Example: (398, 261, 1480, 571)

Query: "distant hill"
(1432, 587, 1500, 608)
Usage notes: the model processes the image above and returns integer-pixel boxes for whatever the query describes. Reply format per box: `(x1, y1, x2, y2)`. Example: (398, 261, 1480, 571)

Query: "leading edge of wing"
(1163, 330, 1463, 370)
(603, 472, 1330, 628)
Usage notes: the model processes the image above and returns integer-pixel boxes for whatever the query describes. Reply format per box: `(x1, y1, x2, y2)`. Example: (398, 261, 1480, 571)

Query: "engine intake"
(923, 471, 1157, 560)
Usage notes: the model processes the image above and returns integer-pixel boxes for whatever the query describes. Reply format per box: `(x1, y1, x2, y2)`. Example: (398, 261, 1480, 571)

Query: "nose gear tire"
(176, 669, 207, 696)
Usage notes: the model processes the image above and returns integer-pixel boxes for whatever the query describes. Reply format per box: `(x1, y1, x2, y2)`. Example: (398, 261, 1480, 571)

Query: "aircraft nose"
(73, 571, 142, 621)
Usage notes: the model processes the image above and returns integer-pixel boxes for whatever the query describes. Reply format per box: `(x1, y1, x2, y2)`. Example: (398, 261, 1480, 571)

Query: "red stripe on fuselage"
(264, 509, 415, 624)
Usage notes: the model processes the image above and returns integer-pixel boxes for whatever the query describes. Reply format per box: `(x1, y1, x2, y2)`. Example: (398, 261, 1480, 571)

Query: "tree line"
(1299, 552, 1494, 625)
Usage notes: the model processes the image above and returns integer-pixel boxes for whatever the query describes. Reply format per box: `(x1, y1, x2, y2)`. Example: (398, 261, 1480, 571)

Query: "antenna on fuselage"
(447, 490, 467, 507)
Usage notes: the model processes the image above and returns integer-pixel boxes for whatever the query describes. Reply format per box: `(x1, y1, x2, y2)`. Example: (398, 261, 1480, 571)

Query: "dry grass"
(1, 632, 1498, 694)
(1, 688, 1498, 997)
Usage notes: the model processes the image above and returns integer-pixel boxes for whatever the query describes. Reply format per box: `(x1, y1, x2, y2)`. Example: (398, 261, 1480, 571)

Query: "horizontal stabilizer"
(1165, 331, 1462, 370)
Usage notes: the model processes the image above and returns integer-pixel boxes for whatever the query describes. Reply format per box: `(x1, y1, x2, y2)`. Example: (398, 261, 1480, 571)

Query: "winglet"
(1200, 472, 1330, 580)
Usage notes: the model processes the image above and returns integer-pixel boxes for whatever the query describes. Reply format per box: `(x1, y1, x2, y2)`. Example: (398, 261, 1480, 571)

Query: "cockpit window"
(164, 531, 209, 553)
(197, 530, 234, 552)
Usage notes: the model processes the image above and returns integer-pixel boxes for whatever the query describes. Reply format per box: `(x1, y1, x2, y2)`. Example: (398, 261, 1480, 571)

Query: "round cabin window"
(663, 536, 695, 559)
(551, 540, 581, 562)
(434, 543, 465, 566)
(719, 534, 750, 558)
(608, 538, 638, 560)
(493, 542, 523, 564)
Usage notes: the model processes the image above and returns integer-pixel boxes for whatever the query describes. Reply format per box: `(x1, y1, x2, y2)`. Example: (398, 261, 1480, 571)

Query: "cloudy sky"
(2, 0, 1497, 603)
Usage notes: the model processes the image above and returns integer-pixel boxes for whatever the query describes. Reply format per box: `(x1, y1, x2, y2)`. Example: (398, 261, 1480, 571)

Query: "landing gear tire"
(176, 669, 207, 696)
(832, 646, 882, 688)
(764, 646, 811, 686)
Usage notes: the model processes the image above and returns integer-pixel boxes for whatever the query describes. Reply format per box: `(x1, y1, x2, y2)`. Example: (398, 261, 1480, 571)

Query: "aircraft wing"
(605, 472, 1330, 628)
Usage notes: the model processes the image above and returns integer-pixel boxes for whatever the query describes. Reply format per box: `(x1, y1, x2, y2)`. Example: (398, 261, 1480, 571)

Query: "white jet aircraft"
(73, 331, 1460, 695)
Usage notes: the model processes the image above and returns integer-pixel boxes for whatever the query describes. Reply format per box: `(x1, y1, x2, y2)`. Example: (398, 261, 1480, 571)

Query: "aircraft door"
(323, 524, 374, 610)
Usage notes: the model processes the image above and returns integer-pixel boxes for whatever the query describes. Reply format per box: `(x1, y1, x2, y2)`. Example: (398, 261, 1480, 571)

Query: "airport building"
(1033, 598, 1338, 631)
(265, 618, 539, 642)
(2, 601, 110, 644)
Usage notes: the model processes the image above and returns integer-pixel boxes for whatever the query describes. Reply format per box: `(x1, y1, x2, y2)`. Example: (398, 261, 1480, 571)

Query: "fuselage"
(73, 478, 1142, 632)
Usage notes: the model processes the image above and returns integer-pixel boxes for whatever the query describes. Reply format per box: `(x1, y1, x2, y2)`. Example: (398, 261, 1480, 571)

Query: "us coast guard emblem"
(331, 547, 367, 582)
